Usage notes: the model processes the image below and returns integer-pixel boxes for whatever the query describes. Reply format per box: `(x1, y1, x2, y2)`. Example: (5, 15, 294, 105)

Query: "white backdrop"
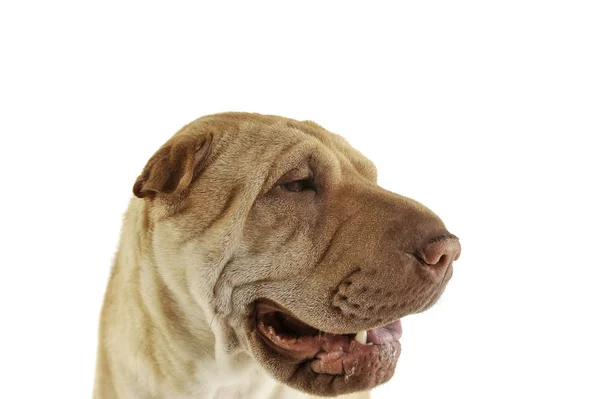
(1, 1, 599, 398)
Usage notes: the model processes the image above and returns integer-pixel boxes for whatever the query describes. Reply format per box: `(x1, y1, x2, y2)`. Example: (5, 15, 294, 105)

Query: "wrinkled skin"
(94, 112, 460, 398)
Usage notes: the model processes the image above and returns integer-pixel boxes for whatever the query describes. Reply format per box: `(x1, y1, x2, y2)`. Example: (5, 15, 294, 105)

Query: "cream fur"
(94, 112, 458, 398)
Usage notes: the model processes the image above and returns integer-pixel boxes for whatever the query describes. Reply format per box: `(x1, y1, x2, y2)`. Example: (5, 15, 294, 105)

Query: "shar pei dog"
(94, 112, 461, 398)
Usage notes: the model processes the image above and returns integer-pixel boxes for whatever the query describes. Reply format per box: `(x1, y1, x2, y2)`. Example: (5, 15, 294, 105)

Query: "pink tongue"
(367, 320, 402, 345)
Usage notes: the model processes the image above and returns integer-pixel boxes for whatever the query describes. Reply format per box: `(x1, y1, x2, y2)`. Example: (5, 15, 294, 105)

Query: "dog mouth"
(254, 300, 402, 380)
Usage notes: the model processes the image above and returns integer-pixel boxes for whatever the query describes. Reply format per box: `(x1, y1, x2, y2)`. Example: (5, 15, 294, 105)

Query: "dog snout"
(414, 235, 461, 279)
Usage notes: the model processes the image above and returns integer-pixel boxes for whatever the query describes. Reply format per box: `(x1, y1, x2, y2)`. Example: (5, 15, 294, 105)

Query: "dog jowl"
(94, 112, 461, 398)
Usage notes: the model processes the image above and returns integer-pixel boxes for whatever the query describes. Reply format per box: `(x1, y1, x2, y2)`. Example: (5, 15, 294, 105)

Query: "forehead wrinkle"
(315, 141, 371, 184)
(294, 122, 377, 181)
(259, 139, 313, 193)
(327, 141, 377, 181)
(308, 143, 342, 183)
(218, 116, 366, 180)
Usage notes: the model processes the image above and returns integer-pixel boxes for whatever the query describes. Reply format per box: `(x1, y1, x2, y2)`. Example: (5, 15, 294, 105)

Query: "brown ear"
(133, 134, 212, 199)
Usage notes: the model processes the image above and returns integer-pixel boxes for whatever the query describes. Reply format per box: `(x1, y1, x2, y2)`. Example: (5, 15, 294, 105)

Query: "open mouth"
(255, 300, 402, 379)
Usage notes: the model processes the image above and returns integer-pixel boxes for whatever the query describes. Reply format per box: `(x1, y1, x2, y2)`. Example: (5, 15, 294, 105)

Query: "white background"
(1, 1, 599, 398)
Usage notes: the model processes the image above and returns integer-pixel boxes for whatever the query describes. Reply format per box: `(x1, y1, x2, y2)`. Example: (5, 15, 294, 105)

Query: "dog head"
(133, 113, 460, 396)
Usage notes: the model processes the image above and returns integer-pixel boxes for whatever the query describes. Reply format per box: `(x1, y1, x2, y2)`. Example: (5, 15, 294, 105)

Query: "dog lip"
(254, 300, 402, 364)
(254, 299, 401, 337)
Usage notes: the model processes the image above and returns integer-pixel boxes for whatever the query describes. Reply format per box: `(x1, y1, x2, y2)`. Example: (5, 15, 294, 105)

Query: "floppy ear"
(133, 134, 212, 199)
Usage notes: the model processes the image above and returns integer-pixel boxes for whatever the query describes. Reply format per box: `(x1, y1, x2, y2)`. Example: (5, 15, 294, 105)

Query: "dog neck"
(95, 199, 310, 399)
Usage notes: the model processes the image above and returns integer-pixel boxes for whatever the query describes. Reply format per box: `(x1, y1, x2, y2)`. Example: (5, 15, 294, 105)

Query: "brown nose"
(414, 235, 461, 278)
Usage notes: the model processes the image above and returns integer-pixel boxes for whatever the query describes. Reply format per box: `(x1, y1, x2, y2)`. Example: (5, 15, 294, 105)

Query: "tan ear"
(133, 134, 212, 199)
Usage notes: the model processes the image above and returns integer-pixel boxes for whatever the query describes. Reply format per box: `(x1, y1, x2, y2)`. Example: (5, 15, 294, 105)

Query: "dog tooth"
(355, 330, 367, 344)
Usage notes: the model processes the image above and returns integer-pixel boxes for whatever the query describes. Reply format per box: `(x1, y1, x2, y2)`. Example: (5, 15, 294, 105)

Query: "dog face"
(133, 113, 460, 396)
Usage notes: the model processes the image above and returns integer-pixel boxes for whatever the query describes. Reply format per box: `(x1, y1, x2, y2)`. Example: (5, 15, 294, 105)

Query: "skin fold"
(94, 112, 460, 398)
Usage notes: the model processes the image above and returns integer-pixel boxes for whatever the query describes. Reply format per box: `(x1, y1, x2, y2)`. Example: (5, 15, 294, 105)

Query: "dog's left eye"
(281, 178, 315, 192)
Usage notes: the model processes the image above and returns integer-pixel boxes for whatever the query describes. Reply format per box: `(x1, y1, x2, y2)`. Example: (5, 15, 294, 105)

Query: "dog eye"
(281, 179, 314, 192)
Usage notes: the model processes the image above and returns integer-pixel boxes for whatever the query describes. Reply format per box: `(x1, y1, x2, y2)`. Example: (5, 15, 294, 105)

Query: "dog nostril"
(415, 235, 461, 271)
(437, 254, 448, 268)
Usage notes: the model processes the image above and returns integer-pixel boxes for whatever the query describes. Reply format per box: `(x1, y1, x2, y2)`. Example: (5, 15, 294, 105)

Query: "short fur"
(94, 112, 458, 398)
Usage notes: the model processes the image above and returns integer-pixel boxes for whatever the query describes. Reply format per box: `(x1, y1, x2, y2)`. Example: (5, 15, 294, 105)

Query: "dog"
(94, 112, 460, 398)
